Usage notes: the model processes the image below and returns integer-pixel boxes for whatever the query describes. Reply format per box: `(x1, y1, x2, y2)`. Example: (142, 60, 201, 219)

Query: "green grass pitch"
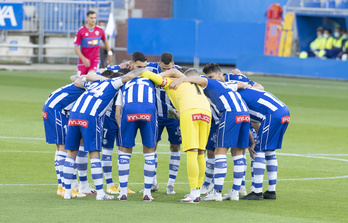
(0, 69, 347, 223)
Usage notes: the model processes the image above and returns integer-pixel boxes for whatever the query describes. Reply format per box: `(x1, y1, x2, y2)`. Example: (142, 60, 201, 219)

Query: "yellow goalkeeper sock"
(186, 151, 199, 190)
(197, 153, 206, 188)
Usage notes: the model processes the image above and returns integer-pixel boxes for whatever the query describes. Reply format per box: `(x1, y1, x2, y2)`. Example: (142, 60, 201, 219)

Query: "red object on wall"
(264, 4, 283, 56)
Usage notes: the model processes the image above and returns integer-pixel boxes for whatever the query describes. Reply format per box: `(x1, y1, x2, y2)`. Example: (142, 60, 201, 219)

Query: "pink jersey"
(74, 25, 106, 61)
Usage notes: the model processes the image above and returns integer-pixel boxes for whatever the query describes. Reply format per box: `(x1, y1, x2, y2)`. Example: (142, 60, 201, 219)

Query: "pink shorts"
(77, 59, 100, 76)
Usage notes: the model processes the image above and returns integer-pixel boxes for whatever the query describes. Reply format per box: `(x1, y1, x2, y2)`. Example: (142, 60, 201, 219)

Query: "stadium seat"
(305, 0, 321, 7)
(323, 0, 336, 8)
(337, 0, 348, 8)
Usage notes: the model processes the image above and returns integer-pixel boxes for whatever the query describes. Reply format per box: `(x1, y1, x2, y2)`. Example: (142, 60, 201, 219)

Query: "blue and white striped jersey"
(117, 77, 156, 106)
(71, 78, 123, 117)
(204, 79, 249, 113)
(146, 62, 181, 117)
(225, 73, 255, 86)
(44, 83, 85, 111)
(106, 65, 120, 72)
(238, 88, 287, 122)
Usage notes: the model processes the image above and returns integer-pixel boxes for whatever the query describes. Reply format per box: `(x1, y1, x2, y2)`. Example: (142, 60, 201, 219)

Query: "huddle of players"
(43, 52, 290, 202)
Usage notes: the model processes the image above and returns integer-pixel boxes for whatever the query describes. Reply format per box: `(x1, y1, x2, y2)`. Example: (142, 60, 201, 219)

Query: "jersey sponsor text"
(192, 113, 211, 123)
(127, 114, 151, 122)
(235, 115, 250, 123)
(68, 119, 89, 127)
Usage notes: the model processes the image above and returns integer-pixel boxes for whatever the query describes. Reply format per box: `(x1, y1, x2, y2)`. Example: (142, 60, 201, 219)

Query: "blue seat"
(306, 0, 321, 7)
(337, 0, 348, 8)
(323, 0, 336, 8)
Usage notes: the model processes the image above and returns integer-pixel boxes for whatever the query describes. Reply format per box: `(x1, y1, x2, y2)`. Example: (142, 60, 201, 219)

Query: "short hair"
(203, 63, 221, 74)
(114, 68, 131, 78)
(317, 26, 324, 32)
(87, 10, 96, 17)
(177, 66, 190, 74)
(131, 52, 147, 62)
(101, 69, 114, 78)
(184, 68, 199, 77)
(160, 52, 173, 65)
(325, 29, 332, 34)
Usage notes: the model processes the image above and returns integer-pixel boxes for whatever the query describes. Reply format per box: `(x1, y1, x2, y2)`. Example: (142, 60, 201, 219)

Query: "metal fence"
(0, 0, 128, 64)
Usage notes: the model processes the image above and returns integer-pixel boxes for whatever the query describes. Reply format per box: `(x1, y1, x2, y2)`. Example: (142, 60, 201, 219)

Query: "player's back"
(165, 81, 210, 114)
(44, 83, 85, 110)
(204, 79, 248, 113)
(71, 78, 122, 117)
(120, 77, 156, 105)
(238, 88, 287, 122)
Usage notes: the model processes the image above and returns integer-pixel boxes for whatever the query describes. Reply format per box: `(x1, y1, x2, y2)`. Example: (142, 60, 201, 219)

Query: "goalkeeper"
(140, 68, 211, 203)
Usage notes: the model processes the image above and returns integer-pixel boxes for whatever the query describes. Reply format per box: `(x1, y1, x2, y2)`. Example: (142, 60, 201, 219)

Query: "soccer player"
(62, 68, 143, 200)
(237, 87, 290, 200)
(115, 53, 158, 201)
(74, 10, 112, 76)
(169, 65, 250, 201)
(42, 80, 86, 198)
(145, 53, 182, 194)
(140, 68, 212, 203)
(223, 68, 264, 197)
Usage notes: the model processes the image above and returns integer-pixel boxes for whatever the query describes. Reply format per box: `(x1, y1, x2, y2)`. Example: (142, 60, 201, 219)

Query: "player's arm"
(160, 69, 185, 78)
(102, 39, 113, 65)
(236, 81, 251, 90)
(248, 129, 257, 159)
(115, 91, 123, 126)
(251, 122, 261, 132)
(86, 72, 109, 82)
(74, 45, 90, 67)
(172, 76, 208, 89)
(140, 70, 168, 86)
(121, 68, 146, 84)
(74, 76, 87, 89)
(252, 82, 264, 91)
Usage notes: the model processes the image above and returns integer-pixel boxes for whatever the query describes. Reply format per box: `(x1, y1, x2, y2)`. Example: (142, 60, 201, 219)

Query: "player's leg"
(117, 105, 138, 200)
(228, 147, 246, 201)
(139, 105, 158, 201)
(101, 117, 118, 194)
(88, 150, 113, 200)
(203, 111, 228, 201)
(56, 144, 66, 196)
(239, 152, 247, 196)
(76, 145, 94, 194)
(117, 148, 132, 200)
(201, 149, 215, 195)
(201, 122, 217, 195)
(263, 108, 289, 199)
(264, 150, 277, 199)
(179, 110, 204, 203)
(143, 146, 156, 201)
(165, 119, 181, 194)
(43, 108, 67, 195)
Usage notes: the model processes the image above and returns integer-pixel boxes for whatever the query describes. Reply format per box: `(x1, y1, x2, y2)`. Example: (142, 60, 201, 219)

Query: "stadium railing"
(0, 0, 128, 64)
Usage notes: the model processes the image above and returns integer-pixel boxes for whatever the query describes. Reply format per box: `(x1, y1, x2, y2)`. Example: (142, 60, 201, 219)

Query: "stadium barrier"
(0, 0, 128, 63)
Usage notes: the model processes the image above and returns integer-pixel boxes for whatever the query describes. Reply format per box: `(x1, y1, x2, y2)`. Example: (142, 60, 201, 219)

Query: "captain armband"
(160, 77, 167, 87)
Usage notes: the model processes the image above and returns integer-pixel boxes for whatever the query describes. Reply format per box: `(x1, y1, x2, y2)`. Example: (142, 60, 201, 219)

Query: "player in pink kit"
(74, 10, 113, 76)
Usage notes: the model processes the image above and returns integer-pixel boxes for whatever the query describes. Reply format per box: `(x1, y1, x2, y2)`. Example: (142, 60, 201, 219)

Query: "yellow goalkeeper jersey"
(140, 71, 210, 113)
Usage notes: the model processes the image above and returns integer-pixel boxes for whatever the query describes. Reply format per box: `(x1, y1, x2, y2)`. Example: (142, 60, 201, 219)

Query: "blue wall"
(173, 0, 288, 23)
(127, 0, 288, 64)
